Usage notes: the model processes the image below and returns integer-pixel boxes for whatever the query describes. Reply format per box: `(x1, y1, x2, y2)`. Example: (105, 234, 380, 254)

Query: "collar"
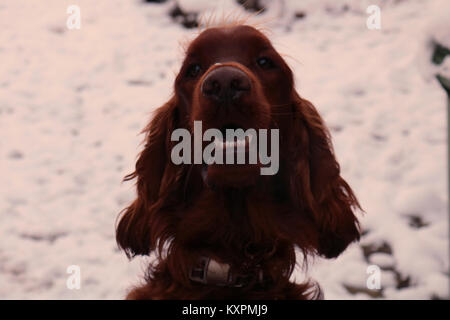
(189, 256, 264, 288)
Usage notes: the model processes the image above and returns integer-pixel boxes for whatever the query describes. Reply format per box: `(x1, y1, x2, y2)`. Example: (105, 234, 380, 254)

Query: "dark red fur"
(116, 25, 361, 300)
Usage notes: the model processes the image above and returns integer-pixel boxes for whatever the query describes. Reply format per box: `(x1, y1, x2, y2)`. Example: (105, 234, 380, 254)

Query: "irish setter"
(116, 24, 361, 299)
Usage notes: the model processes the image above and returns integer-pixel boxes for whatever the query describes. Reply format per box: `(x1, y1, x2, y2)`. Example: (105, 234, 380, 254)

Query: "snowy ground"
(0, 0, 448, 299)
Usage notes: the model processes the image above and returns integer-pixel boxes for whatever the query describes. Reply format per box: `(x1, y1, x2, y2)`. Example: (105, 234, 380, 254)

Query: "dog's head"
(173, 25, 294, 187)
(116, 25, 360, 263)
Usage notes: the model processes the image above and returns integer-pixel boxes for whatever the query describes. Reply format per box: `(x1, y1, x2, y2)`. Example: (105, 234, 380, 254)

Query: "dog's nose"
(201, 66, 251, 104)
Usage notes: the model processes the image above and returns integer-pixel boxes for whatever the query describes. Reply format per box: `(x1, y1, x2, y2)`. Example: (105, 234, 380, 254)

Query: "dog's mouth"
(214, 123, 253, 154)
(201, 122, 261, 188)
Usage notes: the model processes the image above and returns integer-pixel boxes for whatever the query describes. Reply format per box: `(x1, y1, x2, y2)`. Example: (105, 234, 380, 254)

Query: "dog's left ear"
(287, 91, 361, 258)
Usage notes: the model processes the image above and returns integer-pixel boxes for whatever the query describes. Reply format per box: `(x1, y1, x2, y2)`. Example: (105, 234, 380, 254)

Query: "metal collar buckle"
(189, 257, 262, 288)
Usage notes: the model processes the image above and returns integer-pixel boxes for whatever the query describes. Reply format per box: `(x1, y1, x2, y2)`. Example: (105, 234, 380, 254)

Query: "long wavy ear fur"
(116, 98, 181, 258)
(288, 91, 361, 258)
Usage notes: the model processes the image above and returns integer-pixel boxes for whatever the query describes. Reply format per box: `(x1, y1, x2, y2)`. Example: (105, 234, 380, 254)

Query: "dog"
(116, 23, 361, 299)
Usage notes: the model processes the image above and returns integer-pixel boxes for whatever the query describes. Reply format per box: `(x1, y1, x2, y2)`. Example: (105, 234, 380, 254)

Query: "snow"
(0, 0, 448, 299)
(368, 253, 395, 269)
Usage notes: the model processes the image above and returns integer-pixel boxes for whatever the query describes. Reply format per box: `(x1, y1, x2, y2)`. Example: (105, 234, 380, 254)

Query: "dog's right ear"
(116, 97, 180, 258)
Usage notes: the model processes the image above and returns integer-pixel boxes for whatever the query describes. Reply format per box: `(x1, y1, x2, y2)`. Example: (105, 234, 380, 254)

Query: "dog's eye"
(186, 63, 202, 78)
(257, 57, 275, 69)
